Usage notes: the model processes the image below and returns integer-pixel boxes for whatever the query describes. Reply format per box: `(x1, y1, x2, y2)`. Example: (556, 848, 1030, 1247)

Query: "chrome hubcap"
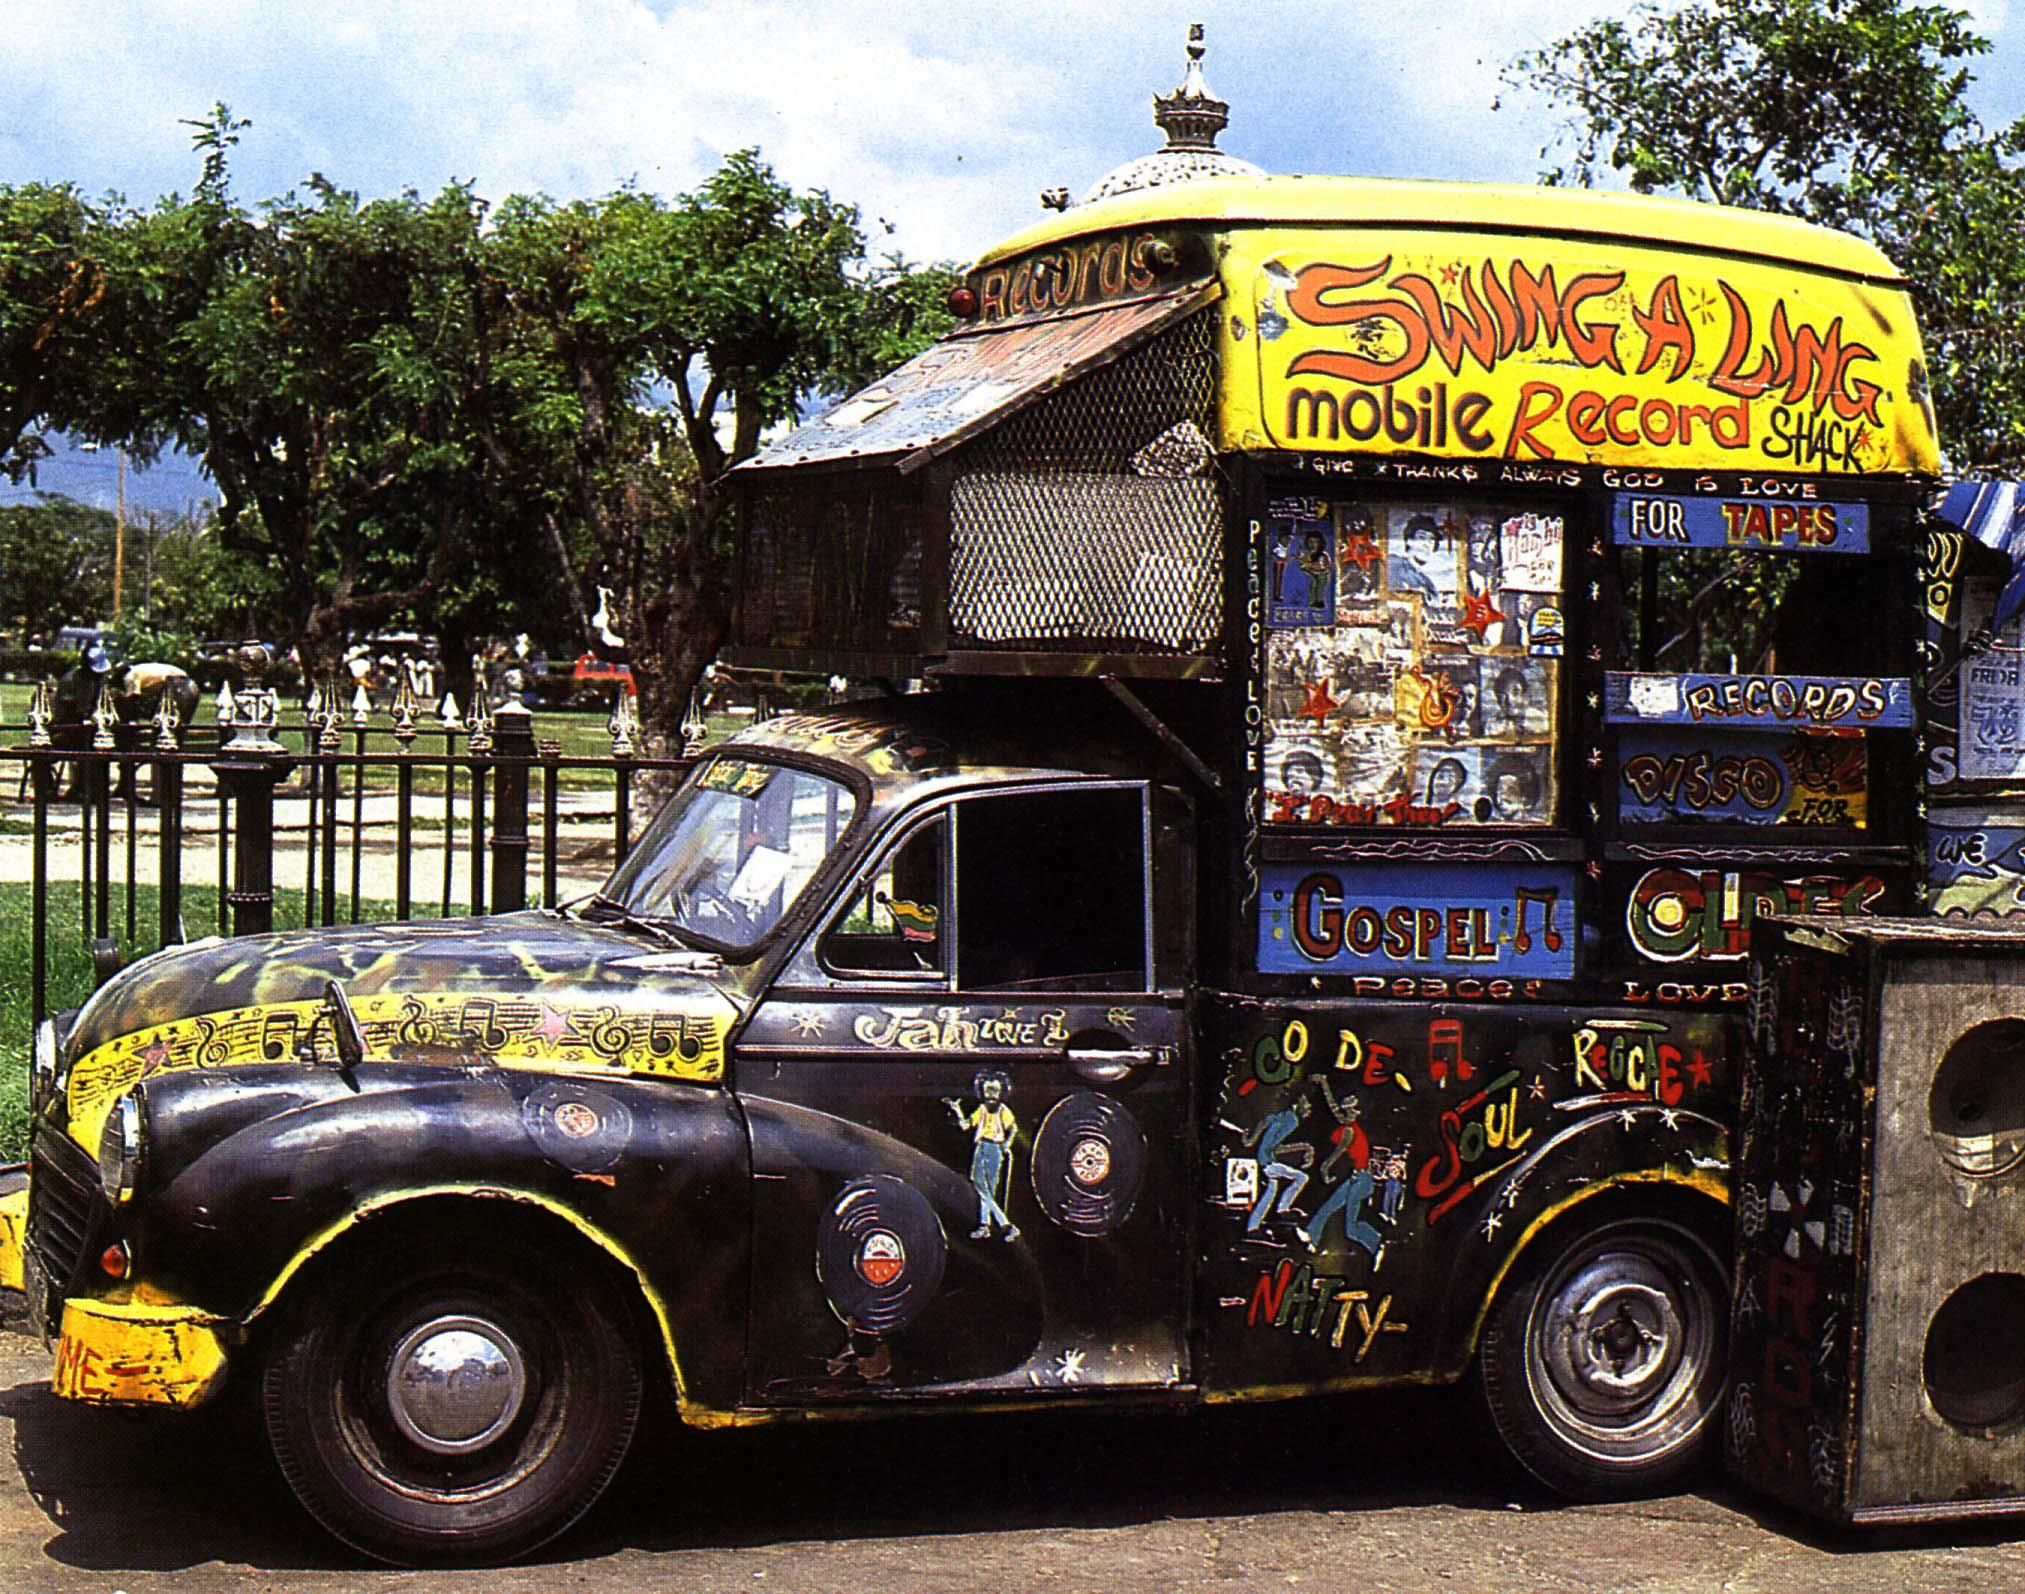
(1528, 1231, 1717, 1459)
(385, 1314, 528, 1455)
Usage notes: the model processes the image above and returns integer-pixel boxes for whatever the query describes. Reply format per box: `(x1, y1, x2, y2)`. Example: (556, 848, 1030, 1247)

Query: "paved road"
(2, 1315, 2023, 1593)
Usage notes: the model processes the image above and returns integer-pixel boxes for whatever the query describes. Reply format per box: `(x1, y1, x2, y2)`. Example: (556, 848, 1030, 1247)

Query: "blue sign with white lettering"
(1611, 493, 1868, 553)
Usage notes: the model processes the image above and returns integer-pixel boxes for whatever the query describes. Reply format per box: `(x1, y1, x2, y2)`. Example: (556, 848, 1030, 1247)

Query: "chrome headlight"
(31, 1019, 59, 1115)
(97, 1093, 146, 1205)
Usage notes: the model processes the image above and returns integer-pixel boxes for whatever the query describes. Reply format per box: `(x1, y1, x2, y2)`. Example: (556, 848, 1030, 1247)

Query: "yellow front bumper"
(0, 1179, 25, 1294)
(51, 1297, 232, 1409)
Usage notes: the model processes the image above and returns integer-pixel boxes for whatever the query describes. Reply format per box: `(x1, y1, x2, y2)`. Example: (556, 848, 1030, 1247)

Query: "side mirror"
(323, 979, 367, 1074)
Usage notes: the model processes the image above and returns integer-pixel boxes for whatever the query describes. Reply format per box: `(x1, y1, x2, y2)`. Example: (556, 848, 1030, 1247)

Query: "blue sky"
(6, 0, 2023, 510)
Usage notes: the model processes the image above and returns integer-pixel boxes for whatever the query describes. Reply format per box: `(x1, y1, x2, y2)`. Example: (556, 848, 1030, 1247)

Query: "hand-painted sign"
(1929, 809, 2025, 919)
(1624, 867, 1885, 962)
(1225, 226, 1937, 474)
(1611, 493, 1868, 553)
(1604, 672, 1913, 729)
(1618, 731, 1868, 827)
(1259, 863, 1578, 979)
(1959, 645, 2025, 781)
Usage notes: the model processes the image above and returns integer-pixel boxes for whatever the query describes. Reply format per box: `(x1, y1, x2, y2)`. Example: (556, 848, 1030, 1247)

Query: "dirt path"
(0, 1315, 2020, 1592)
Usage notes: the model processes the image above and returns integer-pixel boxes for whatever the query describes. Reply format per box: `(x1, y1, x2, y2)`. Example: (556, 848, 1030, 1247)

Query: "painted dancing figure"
(1243, 1096, 1312, 1232)
(946, 1068, 1020, 1241)
(1299, 1079, 1382, 1257)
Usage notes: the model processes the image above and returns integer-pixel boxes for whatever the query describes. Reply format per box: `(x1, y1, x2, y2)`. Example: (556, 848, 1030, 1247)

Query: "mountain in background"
(0, 433, 217, 519)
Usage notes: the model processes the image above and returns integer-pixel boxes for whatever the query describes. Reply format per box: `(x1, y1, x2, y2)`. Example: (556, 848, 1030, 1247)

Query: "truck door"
(737, 780, 1195, 1402)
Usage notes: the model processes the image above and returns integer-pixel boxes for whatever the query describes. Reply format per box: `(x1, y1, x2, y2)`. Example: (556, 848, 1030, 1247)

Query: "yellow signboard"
(1220, 228, 1939, 475)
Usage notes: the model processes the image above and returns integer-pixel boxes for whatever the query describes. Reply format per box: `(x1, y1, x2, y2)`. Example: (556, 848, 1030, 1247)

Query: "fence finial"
(91, 681, 119, 751)
(318, 676, 344, 754)
(391, 659, 419, 744)
(608, 685, 639, 758)
(681, 689, 708, 755)
(26, 679, 54, 748)
(152, 685, 183, 751)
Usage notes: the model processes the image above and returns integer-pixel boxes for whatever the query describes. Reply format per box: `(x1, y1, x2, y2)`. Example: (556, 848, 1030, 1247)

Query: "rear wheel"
(1479, 1211, 1728, 1499)
(261, 1230, 642, 1566)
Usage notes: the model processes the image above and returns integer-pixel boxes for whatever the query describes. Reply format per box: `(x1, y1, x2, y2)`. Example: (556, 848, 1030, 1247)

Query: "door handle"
(1066, 1046, 1160, 1083)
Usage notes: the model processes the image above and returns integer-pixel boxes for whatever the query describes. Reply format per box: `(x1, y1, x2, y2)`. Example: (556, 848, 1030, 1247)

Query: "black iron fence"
(1, 672, 700, 1033)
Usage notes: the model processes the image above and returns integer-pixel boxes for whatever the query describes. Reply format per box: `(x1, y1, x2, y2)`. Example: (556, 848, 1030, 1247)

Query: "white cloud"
(5, 0, 2025, 265)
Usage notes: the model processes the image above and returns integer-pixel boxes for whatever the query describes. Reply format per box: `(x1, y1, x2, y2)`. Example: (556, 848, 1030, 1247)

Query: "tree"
(485, 154, 954, 749)
(0, 183, 105, 483)
(1503, 0, 2025, 473)
(0, 498, 115, 640)
(78, 110, 504, 677)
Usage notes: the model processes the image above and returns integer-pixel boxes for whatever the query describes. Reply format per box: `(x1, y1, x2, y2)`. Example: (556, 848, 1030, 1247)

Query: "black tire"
(261, 1229, 642, 1566)
(1479, 1210, 1728, 1499)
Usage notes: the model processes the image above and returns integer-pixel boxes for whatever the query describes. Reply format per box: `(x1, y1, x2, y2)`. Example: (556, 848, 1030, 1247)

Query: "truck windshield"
(595, 756, 858, 949)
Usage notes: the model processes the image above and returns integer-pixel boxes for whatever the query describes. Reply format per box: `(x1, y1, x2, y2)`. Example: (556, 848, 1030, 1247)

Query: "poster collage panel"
(1263, 497, 1562, 828)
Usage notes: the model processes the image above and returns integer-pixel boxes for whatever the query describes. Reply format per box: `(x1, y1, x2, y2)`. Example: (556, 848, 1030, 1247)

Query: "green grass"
(0, 880, 407, 1162)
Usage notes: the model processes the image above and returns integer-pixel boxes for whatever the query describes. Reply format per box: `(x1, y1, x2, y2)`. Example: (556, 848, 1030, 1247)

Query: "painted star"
(1619, 1109, 1640, 1129)
(136, 1034, 173, 1077)
(1055, 1348, 1087, 1384)
(792, 1011, 827, 1039)
(1440, 261, 1462, 287)
(1458, 586, 1505, 639)
(1297, 678, 1341, 724)
(1587, 748, 1604, 769)
(1528, 1077, 1548, 1101)
(1659, 1108, 1681, 1132)
(1686, 1054, 1713, 1088)
(1107, 1007, 1139, 1031)
(1482, 1209, 1504, 1238)
(535, 1004, 577, 1046)
(1339, 530, 1382, 572)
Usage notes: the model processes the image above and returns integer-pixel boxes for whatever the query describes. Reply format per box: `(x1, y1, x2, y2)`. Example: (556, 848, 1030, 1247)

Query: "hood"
(61, 912, 748, 1152)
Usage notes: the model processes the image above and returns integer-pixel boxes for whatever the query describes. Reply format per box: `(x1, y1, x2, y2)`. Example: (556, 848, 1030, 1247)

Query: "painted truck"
(1, 164, 1941, 1563)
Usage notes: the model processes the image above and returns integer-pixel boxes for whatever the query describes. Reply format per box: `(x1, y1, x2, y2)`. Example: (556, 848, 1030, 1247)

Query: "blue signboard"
(1604, 672, 1914, 730)
(1258, 863, 1579, 979)
(1930, 809, 2025, 919)
(1611, 493, 1869, 553)
(1617, 729, 1868, 827)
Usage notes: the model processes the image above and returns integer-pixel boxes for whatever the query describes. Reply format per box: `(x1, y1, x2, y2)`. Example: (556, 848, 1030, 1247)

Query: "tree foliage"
(0, 498, 115, 639)
(1504, 0, 2025, 473)
(0, 114, 954, 739)
(0, 183, 105, 482)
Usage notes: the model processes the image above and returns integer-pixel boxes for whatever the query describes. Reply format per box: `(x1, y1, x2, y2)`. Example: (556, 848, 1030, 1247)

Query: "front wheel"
(1479, 1211, 1728, 1499)
(261, 1230, 643, 1566)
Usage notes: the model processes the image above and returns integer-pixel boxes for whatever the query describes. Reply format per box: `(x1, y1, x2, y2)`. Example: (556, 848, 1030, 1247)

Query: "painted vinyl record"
(519, 1080, 633, 1172)
(816, 1174, 947, 1335)
(1031, 1092, 1148, 1237)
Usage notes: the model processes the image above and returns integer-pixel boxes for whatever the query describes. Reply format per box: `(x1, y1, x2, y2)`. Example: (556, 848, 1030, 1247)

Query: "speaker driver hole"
(1925, 1272, 2025, 1433)
(1929, 1019, 2025, 1179)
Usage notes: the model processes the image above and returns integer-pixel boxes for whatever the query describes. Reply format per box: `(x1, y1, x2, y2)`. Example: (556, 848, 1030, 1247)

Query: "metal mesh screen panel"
(948, 309, 1224, 654)
(739, 472, 925, 654)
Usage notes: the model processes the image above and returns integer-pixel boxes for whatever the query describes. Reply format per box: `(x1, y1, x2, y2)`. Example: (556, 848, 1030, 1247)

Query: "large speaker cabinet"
(1730, 918, 2025, 1522)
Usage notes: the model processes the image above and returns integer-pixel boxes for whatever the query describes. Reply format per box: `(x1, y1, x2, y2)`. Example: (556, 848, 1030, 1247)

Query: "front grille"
(26, 1125, 106, 1339)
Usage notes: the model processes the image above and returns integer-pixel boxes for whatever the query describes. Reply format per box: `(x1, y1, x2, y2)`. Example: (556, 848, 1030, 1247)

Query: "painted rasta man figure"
(947, 1068, 1020, 1240)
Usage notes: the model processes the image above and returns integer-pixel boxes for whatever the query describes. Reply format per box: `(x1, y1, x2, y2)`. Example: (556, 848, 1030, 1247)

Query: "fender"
(1435, 1104, 1731, 1376)
(123, 1060, 754, 1413)
(246, 1180, 722, 1419)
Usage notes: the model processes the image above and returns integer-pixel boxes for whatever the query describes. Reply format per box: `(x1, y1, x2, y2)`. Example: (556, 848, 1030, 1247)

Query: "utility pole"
(112, 449, 127, 622)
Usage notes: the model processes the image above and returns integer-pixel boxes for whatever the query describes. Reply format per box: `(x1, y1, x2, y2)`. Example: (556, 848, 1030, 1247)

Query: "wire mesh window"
(740, 472, 926, 654)
(947, 309, 1224, 654)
